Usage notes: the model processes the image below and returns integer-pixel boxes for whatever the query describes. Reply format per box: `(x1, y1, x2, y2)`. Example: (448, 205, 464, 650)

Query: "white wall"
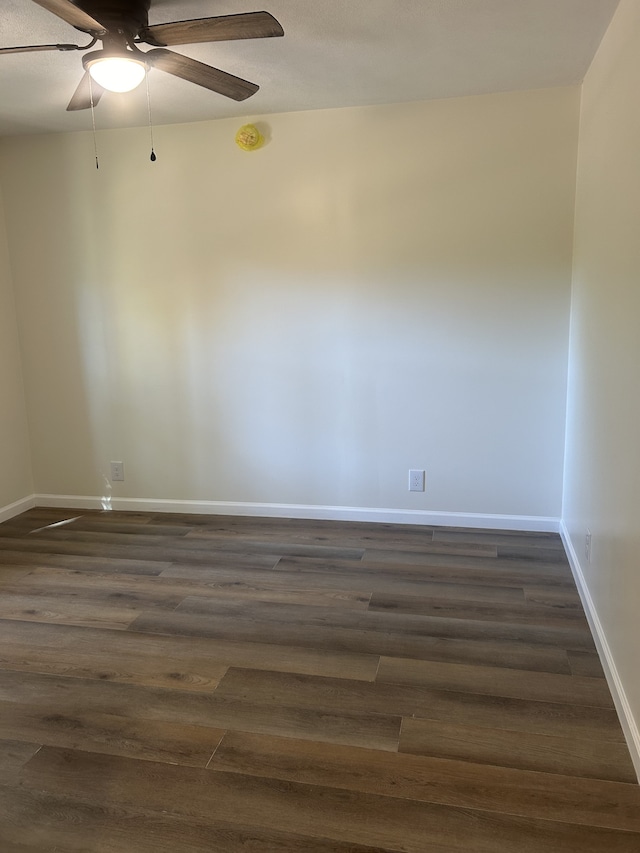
(563, 0, 640, 770)
(0, 87, 578, 521)
(0, 184, 33, 513)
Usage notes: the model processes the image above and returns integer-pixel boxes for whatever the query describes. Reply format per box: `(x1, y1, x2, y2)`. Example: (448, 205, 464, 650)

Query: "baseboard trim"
(560, 521, 640, 782)
(33, 494, 559, 532)
(0, 494, 36, 524)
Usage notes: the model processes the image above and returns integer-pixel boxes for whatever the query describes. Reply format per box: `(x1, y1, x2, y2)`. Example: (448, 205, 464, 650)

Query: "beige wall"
(0, 87, 578, 519)
(0, 184, 33, 511)
(563, 0, 640, 766)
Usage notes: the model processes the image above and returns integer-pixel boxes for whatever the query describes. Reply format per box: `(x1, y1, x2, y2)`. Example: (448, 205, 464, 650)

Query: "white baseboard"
(34, 494, 559, 532)
(560, 521, 640, 782)
(0, 494, 36, 524)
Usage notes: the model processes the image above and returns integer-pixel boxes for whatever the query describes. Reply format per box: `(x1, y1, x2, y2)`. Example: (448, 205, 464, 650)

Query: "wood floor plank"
(497, 544, 569, 563)
(186, 528, 499, 558)
(0, 549, 172, 575)
(568, 649, 607, 678)
(214, 667, 626, 742)
(176, 536, 366, 560)
(166, 514, 436, 549)
(0, 619, 229, 691)
(166, 559, 529, 602)
(2, 530, 366, 562)
(0, 670, 399, 752)
(147, 512, 431, 536)
(0, 702, 224, 767)
(130, 609, 575, 673)
(66, 511, 155, 525)
(361, 548, 574, 575)
(0, 641, 228, 692)
(11, 566, 371, 611)
(399, 717, 637, 782)
(211, 730, 640, 832)
(375, 656, 615, 707)
(368, 591, 590, 628)
(172, 595, 596, 651)
(432, 530, 566, 550)
(0, 741, 42, 786)
(65, 519, 192, 537)
(0, 521, 76, 540)
(18, 748, 640, 853)
(0, 618, 377, 684)
(0, 577, 185, 612)
(14, 509, 150, 526)
(276, 554, 578, 588)
(0, 511, 82, 536)
(0, 537, 288, 568)
(0, 593, 137, 630)
(364, 579, 527, 603)
(0, 566, 37, 584)
(523, 586, 584, 613)
(0, 785, 398, 853)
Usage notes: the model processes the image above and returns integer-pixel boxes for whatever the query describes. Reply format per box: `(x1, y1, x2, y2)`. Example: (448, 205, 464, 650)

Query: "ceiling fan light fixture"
(86, 56, 147, 93)
(7, 5, 284, 112)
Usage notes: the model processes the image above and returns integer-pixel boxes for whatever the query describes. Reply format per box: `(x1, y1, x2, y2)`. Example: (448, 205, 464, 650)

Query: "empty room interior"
(1, 1, 639, 850)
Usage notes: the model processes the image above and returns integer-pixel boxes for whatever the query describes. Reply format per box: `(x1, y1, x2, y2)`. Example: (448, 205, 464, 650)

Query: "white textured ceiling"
(0, 0, 620, 136)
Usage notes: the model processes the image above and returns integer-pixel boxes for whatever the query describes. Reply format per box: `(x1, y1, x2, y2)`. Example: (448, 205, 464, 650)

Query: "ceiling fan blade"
(66, 72, 104, 111)
(0, 42, 81, 54)
(140, 11, 284, 47)
(147, 49, 259, 101)
(31, 0, 106, 34)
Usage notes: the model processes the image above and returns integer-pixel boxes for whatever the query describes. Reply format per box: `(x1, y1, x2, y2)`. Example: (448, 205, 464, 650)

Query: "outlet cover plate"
(110, 461, 125, 482)
(409, 469, 425, 492)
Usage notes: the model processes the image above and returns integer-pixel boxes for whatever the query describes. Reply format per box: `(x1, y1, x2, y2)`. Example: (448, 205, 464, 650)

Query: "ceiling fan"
(1, 0, 284, 110)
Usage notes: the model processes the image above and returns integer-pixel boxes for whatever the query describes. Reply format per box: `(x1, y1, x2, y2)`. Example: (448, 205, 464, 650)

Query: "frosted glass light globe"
(88, 57, 146, 93)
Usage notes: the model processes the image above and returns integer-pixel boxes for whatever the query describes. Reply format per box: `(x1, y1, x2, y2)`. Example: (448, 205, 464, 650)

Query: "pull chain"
(145, 69, 156, 162)
(89, 75, 99, 169)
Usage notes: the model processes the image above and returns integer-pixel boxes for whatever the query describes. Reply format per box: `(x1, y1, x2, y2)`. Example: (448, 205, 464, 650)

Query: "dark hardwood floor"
(0, 507, 638, 852)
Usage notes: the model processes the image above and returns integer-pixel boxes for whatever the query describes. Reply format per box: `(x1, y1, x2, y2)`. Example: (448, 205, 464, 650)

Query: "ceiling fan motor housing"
(74, 0, 151, 37)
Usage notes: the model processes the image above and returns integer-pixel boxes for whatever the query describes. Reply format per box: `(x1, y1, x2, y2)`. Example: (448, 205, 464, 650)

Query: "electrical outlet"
(585, 529, 592, 563)
(408, 469, 425, 492)
(110, 461, 125, 482)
